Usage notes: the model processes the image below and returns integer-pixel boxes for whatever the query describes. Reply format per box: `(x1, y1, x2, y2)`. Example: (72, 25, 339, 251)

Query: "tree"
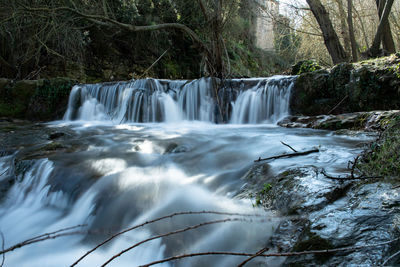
(0, 0, 251, 79)
(305, 0, 349, 64)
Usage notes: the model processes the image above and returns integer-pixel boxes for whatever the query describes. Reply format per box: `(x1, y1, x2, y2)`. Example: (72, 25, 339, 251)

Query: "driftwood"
(71, 211, 264, 266)
(254, 149, 319, 163)
(138, 237, 400, 267)
(280, 141, 297, 152)
(321, 155, 383, 181)
(320, 169, 384, 181)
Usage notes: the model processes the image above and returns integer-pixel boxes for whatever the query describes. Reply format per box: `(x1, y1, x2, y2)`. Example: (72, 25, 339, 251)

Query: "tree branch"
(138, 237, 400, 267)
(255, 149, 319, 163)
(20, 5, 205, 47)
(71, 211, 263, 267)
(101, 218, 249, 267)
(0, 225, 87, 256)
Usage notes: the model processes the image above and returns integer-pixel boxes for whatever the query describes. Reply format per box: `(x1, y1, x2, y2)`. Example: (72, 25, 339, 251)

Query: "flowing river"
(0, 77, 372, 266)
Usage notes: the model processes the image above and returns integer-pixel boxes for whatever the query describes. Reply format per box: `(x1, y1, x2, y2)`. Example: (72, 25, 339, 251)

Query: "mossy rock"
(291, 60, 322, 75)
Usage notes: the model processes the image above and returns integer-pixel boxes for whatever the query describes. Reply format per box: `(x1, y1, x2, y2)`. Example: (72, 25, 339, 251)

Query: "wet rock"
(291, 55, 400, 116)
(48, 132, 65, 140)
(243, 163, 400, 266)
(279, 110, 400, 131)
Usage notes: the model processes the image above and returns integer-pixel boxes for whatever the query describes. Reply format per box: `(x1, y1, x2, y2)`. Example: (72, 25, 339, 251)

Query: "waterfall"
(64, 76, 295, 124)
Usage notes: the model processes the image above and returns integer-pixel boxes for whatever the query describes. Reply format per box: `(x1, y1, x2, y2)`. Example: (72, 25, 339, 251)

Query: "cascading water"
(0, 76, 372, 266)
(64, 76, 295, 124)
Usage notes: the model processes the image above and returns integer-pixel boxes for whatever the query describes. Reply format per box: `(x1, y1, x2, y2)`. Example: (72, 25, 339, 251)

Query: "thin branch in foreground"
(382, 249, 400, 266)
(0, 231, 85, 255)
(237, 247, 269, 267)
(71, 211, 264, 266)
(101, 218, 258, 267)
(0, 225, 87, 256)
(138, 238, 400, 267)
(255, 149, 319, 163)
(0, 231, 4, 267)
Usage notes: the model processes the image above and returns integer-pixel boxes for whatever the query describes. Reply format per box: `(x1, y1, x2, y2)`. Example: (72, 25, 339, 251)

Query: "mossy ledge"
(291, 54, 400, 116)
(0, 77, 77, 121)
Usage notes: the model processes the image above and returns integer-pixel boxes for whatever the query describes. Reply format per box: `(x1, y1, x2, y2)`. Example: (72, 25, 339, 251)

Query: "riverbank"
(242, 112, 400, 266)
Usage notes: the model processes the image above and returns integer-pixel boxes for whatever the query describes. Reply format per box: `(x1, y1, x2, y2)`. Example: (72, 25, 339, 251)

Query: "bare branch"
(0, 225, 87, 256)
(139, 238, 400, 267)
(0, 232, 4, 267)
(20, 5, 205, 47)
(280, 141, 298, 152)
(71, 211, 263, 267)
(255, 149, 319, 163)
(237, 247, 269, 267)
(101, 218, 251, 267)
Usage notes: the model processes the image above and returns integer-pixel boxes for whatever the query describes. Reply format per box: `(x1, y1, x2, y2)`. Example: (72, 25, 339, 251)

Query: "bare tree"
(347, 0, 358, 61)
(305, 0, 349, 64)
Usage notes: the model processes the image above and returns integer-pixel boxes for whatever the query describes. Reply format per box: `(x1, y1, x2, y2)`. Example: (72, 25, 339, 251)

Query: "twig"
(138, 238, 400, 267)
(101, 218, 249, 267)
(328, 94, 348, 115)
(280, 141, 297, 152)
(0, 232, 4, 267)
(0, 225, 87, 255)
(0, 231, 84, 255)
(71, 211, 263, 266)
(382, 249, 400, 266)
(255, 149, 319, 163)
(139, 48, 170, 79)
(320, 169, 384, 181)
(237, 247, 269, 267)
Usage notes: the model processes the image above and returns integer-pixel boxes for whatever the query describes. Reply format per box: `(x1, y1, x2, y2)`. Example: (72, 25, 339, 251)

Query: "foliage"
(0, 0, 282, 80)
(356, 116, 400, 179)
(254, 183, 272, 206)
(292, 60, 321, 75)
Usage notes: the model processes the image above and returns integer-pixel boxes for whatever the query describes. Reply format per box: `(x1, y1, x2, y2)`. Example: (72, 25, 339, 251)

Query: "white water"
(0, 77, 372, 266)
(64, 77, 294, 124)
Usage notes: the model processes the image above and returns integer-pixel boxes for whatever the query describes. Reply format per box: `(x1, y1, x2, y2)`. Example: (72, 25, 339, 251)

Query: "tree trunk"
(306, 0, 349, 64)
(375, 0, 396, 53)
(347, 0, 358, 61)
(370, 0, 395, 57)
(334, 0, 350, 55)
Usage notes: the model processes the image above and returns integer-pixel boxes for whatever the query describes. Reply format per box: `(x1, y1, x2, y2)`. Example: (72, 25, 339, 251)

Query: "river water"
(0, 77, 372, 266)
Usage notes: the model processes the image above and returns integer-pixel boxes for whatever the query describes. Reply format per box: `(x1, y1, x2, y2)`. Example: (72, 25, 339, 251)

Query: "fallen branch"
(138, 238, 400, 267)
(255, 149, 319, 163)
(0, 232, 4, 267)
(280, 141, 297, 152)
(71, 211, 263, 266)
(0, 225, 87, 256)
(320, 169, 384, 181)
(101, 218, 251, 266)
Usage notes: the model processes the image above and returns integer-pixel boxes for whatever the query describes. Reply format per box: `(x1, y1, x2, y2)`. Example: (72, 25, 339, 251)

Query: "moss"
(42, 142, 66, 151)
(292, 231, 335, 263)
(291, 60, 322, 75)
(357, 117, 400, 179)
